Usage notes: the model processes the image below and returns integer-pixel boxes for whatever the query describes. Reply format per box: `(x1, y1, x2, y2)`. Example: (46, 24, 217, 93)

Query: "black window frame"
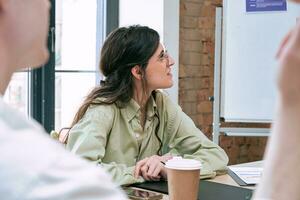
(31, 0, 55, 133)
(106, 0, 119, 35)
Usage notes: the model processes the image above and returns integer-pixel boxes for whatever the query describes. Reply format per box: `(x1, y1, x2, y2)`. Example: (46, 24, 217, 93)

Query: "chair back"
(50, 127, 70, 144)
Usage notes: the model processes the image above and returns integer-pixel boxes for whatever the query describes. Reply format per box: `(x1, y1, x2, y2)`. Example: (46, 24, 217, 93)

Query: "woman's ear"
(131, 65, 143, 80)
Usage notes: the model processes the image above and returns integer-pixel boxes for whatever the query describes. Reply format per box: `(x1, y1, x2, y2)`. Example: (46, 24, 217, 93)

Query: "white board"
(221, 0, 300, 122)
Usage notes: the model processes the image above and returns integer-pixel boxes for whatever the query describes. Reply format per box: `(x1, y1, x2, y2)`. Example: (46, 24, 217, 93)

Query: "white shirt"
(0, 97, 127, 200)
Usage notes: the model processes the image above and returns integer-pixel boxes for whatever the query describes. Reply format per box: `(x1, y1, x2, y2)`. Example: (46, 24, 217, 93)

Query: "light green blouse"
(66, 91, 228, 186)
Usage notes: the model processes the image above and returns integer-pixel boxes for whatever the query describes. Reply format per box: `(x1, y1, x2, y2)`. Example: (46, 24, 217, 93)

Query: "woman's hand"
(134, 155, 172, 181)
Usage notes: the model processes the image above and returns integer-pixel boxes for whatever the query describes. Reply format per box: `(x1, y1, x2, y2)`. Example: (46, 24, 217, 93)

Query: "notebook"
(131, 180, 253, 200)
(228, 166, 263, 186)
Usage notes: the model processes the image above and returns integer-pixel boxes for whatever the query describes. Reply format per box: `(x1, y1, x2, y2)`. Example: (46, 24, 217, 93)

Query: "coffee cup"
(165, 157, 202, 200)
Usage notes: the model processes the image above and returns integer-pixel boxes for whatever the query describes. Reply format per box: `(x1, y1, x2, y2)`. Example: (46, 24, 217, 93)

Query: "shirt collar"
(123, 94, 158, 122)
(146, 94, 158, 119)
(124, 98, 140, 122)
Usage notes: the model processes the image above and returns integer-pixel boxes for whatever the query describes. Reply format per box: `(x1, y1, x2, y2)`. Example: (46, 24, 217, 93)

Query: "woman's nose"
(168, 55, 175, 67)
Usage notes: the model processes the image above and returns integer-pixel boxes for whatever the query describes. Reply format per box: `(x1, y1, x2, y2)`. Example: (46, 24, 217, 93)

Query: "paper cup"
(165, 157, 202, 200)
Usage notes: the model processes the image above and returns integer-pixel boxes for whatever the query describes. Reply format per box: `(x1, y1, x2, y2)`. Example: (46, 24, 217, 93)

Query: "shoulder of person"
(0, 98, 45, 133)
(84, 100, 118, 120)
(154, 90, 182, 112)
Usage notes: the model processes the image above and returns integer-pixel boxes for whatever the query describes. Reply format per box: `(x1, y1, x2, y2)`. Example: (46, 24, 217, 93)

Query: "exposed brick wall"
(220, 136, 268, 164)
(179, 0, 268, 164)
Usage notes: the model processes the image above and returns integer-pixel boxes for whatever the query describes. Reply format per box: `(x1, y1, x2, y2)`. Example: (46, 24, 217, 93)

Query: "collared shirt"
(0, 97, 126, 200)
(66, 90, 229, 186)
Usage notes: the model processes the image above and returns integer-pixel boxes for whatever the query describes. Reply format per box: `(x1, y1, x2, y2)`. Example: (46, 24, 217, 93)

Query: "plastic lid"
(165, 157, 202, 170)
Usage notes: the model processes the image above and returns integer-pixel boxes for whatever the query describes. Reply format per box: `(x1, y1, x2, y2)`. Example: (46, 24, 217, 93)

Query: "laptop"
(131, 180, 253, 200)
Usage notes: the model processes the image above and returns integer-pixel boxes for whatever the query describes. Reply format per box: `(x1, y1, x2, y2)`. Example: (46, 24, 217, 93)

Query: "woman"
(66, 25, 228, 185)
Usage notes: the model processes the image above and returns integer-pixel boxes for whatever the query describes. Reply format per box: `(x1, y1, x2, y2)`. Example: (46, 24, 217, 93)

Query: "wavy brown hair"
(68, 25, 162, 154)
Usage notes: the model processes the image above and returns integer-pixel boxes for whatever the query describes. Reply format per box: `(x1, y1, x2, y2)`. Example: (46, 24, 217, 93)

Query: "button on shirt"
(66, 90, 229, 186)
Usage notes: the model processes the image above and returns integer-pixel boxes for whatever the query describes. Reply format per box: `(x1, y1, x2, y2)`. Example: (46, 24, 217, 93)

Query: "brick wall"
(179, 0, 268, 164)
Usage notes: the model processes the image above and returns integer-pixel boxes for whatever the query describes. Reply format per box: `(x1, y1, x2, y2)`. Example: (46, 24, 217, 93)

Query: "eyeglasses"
(158, 49, 169, 62)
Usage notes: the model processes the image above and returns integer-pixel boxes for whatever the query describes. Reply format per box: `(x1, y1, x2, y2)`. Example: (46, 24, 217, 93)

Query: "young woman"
(66, 25, 228, 185)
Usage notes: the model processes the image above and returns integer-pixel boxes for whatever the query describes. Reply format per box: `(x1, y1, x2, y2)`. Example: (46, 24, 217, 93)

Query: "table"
(129, 161, 262, 200)
(203, 160, 262, 192)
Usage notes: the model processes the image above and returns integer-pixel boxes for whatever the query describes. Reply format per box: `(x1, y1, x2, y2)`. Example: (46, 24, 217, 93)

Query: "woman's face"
(145, 43, 175, 91)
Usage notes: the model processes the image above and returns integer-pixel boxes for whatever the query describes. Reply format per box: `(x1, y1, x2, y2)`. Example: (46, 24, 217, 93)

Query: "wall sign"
(246, 0, 287, 12)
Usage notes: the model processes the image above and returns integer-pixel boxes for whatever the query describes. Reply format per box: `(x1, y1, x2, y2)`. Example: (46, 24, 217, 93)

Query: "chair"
(50, 127, 70, 144)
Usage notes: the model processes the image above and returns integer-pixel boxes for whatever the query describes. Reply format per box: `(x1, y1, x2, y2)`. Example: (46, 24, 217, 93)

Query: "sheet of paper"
(228, 166, 263, 185)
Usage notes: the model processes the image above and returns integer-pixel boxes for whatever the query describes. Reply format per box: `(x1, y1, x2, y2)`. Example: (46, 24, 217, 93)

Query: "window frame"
(31, 0, 55, 133)
(30, 0, 116, 133)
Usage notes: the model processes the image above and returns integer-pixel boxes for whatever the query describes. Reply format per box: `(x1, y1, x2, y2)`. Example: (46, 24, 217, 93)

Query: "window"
(119, 0, 179, 103)
(55, 0, 106, 130)
(4, 0, 179, 132)
(3, 0, 107, 133)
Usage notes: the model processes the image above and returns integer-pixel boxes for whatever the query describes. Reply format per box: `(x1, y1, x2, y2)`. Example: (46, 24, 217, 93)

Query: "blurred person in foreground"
(0, 0, 126, 199)
(254, 0, 300, 199)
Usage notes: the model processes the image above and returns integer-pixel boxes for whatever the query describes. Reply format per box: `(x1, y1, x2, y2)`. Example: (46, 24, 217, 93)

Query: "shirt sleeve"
(66, 105, 144, 186)
(162, 95, 229, 179)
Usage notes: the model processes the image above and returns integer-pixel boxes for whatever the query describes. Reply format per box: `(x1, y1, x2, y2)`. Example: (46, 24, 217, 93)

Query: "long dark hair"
(70, 25, 162, 154)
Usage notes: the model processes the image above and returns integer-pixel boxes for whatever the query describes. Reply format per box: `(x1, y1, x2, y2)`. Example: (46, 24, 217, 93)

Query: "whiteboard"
(221, 0, 300, 122)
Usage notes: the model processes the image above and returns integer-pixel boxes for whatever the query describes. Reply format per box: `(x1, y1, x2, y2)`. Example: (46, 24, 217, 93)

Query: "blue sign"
(246, 0, 287, 12)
